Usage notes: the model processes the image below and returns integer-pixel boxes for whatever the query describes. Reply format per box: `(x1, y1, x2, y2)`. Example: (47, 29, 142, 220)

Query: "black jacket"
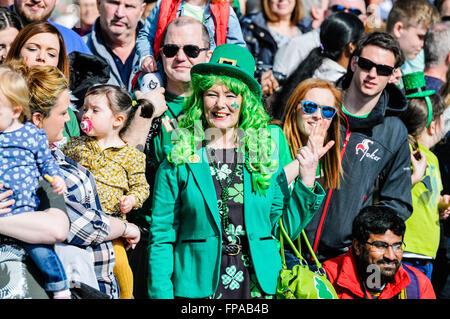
(304, 84, 413, 262)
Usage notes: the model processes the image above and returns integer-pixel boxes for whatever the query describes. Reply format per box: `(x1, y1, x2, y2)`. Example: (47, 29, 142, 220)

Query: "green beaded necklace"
(206, 147, 242, 229)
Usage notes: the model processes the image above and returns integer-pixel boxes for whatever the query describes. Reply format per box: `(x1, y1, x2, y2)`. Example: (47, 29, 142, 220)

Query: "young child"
(135, 0, 245, 76)
(62, 84, 151, 299)
(400, 72, 450, 280)
(386, 0, 439, 75)
(0, 65, 70, 299)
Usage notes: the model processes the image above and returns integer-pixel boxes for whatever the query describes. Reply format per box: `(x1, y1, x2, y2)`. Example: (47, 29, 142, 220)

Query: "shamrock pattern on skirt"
(228, 182, 244, 204)
(209, 148, 273, 299)
(221, 266, 244, 290)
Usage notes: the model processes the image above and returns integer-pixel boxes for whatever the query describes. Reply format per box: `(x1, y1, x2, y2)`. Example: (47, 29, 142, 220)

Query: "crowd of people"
(0, 0, 449, 300)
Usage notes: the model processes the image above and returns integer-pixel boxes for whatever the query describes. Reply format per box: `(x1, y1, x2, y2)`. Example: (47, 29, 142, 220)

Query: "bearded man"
(323, 205, 436, 299)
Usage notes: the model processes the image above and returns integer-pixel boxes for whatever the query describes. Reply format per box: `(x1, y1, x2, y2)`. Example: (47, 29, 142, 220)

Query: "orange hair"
(282, 78, 343, 189)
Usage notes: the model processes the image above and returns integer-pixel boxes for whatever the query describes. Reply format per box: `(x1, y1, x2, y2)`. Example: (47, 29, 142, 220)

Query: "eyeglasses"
(161, 44, 209, 58)
(329, 4, 363, 16)
(355, 56, 396, 76)
(300, 100, 338, 119)
(365, 241, 405, 253)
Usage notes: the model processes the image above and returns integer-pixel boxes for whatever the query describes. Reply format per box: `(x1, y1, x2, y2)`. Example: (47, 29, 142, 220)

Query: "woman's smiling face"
(203, 83, 242, 131)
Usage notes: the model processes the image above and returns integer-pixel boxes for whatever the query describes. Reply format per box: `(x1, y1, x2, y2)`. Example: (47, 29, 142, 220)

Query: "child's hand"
(120, 195, 137, 214)
(48, 175, 66, 195)
(0, 184, 14, 215)
(410, 150, 427, 185)
(438, 195, 450, 220)
(141, 56, 158, 73)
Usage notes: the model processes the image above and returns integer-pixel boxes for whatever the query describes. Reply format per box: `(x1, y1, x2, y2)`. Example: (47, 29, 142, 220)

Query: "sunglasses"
(300, 100, 338, 119)
(329, 4, 362, 16)
(355, 56, 395, 76)
(161, 44, 209, 58)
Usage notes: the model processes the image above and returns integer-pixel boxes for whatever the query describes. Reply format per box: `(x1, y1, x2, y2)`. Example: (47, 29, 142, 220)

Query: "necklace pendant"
(221, 205, 229, 215)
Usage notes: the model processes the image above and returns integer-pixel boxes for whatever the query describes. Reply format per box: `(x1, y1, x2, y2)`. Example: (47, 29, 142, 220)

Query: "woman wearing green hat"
(147, 44, 326, 299)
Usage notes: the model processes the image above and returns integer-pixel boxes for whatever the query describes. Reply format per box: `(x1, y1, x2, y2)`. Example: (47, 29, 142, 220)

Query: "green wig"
(167, 73, 279, 194)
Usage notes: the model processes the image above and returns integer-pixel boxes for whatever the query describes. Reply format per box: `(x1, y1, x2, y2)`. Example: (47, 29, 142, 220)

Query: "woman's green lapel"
(185, 147, 221, 231)
(243, 163, 255, 228)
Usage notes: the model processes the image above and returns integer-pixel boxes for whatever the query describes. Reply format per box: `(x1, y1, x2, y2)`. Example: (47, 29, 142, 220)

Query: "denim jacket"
(136, 0, 246, 64)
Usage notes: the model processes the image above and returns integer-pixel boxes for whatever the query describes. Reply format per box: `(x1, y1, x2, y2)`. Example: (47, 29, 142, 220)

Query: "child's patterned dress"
(0, 122, 62, 216)
(62, 135, 149, 219)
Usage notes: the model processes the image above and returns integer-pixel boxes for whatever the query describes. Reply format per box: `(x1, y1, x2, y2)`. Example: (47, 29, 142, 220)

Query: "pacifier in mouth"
(80, 119, 93, 133)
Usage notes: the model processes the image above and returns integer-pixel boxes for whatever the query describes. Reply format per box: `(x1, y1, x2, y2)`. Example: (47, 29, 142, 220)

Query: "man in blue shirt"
(12, 0, 91, 54)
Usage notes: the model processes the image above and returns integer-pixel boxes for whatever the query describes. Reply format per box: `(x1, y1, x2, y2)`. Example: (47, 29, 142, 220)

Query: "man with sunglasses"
(323, 205, 436, 299)
(302, 32, 414, 266)
(264, 0, 367, 95)
(140, 17, 213, 169)
(120, 17, 213, 298)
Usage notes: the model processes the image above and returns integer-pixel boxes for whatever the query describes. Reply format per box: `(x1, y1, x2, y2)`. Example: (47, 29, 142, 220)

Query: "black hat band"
(405, 86, 427, 96)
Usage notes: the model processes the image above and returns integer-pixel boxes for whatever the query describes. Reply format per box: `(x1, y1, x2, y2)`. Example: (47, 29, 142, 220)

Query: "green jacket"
(148, 146, 325, 298)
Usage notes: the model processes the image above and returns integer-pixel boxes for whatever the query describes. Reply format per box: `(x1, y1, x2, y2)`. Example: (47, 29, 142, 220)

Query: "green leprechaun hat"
(402, 71, 436, 126)
(191, 44, 262, 100)
(402, 71, 435, 98)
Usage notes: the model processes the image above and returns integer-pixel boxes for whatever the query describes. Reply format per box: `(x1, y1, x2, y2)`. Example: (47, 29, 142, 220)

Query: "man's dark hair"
(338, 32, 405, 89)
(352, 32, 405, 68)
(352, 205, 406, 244)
